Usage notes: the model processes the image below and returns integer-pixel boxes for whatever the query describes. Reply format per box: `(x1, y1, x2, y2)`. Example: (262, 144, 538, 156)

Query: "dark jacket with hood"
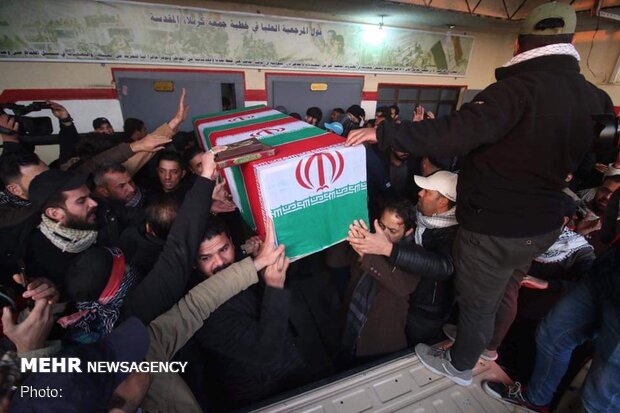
(379, 54, 614, 238)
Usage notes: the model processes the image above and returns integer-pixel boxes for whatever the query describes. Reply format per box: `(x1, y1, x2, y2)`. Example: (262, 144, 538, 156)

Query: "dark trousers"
(488, 272, 524, 350)
(450, 227, 561, 371)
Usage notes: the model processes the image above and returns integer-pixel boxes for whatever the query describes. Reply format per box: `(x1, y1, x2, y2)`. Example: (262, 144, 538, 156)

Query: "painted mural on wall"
(0, 0, 474, 76)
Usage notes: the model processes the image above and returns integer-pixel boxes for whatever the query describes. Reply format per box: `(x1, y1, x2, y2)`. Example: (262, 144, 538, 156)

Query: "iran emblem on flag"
(195, 105, 368, 259)
(248, 144, 368, 259)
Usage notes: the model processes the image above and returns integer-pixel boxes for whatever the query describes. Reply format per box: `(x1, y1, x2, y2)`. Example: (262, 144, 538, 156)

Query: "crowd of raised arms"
(0, 3, 619, 413)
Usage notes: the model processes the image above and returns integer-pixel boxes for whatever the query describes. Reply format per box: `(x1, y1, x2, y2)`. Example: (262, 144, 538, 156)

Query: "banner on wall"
(0, 0, 474, 75)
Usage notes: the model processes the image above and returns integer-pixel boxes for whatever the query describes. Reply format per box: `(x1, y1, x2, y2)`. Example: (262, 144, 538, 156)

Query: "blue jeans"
(527, 278, 620, 413)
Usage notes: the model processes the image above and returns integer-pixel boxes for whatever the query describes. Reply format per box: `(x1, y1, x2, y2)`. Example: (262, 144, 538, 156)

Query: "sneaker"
(442, 324, 499, 361)
(414, 343, 473, 386)
(482, 380, 549, 413)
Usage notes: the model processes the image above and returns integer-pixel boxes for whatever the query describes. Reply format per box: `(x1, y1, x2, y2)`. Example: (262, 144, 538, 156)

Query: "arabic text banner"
(0, 0, 474, 75)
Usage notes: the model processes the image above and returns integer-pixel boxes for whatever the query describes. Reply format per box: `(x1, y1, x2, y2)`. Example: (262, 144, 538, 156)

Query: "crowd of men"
(0, 3, 618, 413)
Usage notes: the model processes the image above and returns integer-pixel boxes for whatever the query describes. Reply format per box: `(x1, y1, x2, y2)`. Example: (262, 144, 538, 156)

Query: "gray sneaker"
(414, 343, 473, 386)
(442, 324, 499, 361)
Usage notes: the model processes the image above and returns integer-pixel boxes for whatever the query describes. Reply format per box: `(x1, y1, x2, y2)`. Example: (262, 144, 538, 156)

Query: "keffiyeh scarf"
(58, 248, 137, 343)
(125, 187, 144, 208)
(504, 43, 580, 67)
(0, 190, 30, 207)
(39, 214, 98, 254)
(414, 206, 458, 247)
(535, 226, 593, 264)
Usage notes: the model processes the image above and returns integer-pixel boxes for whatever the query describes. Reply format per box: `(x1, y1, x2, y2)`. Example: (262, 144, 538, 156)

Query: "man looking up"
(346, 2, 614, 385)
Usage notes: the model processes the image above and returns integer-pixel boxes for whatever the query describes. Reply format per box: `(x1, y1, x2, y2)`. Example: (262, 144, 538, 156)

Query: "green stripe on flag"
(272, 184, 368, 258)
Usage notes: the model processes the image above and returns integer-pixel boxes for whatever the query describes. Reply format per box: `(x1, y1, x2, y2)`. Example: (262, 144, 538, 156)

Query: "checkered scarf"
(125, 187, 144, 208)
(0, 190, 30, 207)
(414, 206, 458, 247)
(39, 214, 98, 254)
(58, 248, 137, 343)
(535, 226, 593, 264)
(504, 43, 580, 67)
(342, 272, 377, 355)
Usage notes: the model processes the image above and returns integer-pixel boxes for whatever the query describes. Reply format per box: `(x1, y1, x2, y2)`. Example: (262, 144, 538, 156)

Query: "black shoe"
(482, 380, 548, 413)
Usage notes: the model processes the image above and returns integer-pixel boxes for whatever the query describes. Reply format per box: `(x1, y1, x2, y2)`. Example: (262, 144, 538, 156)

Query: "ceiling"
(183, 0, 620, 33)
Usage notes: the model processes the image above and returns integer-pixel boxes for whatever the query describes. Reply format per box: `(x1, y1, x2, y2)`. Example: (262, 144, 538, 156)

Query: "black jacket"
(389, 224, 458, 318)
(93, 197, 146, 248)
(118, 224, 164, 279)
(379, 55, 614, 238)
(121, 176, 214, 323)
(195, 283, 308, 408)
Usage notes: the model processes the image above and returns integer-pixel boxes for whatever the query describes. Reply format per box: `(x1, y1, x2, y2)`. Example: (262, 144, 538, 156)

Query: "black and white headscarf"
(535, 227, 593, 264)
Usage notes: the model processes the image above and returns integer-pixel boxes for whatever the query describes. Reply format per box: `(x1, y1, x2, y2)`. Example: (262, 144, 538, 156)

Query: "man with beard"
(0, 153, 49, 282)
(26, 169, 99, 290)
(577, 174, 620, 256)
(92, 162, 148, 246)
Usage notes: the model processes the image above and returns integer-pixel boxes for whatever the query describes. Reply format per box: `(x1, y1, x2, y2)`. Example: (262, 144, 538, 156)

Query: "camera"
(592, 114, 619, 151)
(0, 101, 53, 136)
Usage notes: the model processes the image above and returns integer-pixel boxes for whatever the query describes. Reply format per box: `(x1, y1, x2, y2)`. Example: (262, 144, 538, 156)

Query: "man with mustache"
(189, 218, 323, 410)
(25, 169, 100, 290)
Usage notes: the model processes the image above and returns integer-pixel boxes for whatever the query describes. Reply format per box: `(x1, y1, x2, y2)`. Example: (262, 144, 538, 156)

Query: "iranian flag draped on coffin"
(193, 106, 368, 259)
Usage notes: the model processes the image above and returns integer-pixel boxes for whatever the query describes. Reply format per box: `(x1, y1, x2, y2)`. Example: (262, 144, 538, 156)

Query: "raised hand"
(253, 218, 285, 272)
(263, 250, 289, 289)
(345, 127, 377, 147)
(412, 106, 425, 122)
(0, 112, 19, 142)
(47, 101, 70, 120)
(201, 146, 227, 180)
(130, 133, 172, 153)
(168, 88, 189, 131)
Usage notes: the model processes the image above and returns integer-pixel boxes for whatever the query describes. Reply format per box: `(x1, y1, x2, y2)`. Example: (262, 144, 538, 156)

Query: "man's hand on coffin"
(347, 219, 392, 257)
(345, 127, 377, 147)
(253, 219, 285, 272)
(211, 178, 236, 213)
(201, 146, 227, 180)
(168, 88, 189, 132)
(242, 236, 262, 257)
(263, 250, 289, 289)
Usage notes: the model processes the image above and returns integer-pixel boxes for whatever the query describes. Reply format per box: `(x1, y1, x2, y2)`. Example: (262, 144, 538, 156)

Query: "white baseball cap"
(414, 170, 458, 202)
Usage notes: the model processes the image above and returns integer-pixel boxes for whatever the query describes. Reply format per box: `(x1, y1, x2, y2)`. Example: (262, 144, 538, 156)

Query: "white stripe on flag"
(256, 144, 367, 214)
(215, 120, 313, 146)
(198, 109, 281, 129)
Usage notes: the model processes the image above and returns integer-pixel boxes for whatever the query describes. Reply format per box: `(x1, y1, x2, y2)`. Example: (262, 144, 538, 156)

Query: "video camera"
(0, 101, 53, 136)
